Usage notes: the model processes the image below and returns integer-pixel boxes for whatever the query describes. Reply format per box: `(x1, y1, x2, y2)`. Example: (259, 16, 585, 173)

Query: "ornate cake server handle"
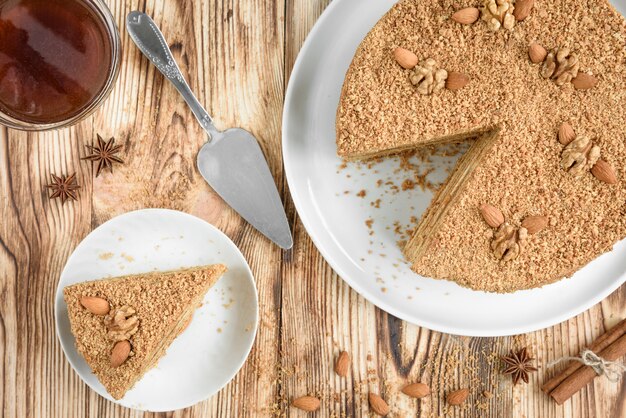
(126, 11, 219, 140)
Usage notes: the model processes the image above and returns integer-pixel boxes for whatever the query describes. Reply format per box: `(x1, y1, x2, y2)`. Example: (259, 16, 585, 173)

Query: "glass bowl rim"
(0, 0, 122, 131)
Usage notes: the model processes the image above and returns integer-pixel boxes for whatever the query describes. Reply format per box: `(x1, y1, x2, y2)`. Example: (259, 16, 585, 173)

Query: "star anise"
(46, 173, 80, 204)
(501, 347, 538, 385)
(81, 135, 124, 177)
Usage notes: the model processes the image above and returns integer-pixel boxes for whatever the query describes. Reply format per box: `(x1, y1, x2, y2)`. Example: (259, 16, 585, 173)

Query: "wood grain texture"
(0, 0, 625, 417)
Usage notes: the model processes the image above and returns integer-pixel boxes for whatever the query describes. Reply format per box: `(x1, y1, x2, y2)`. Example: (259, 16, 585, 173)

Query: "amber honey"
(0, 0, 116, 125)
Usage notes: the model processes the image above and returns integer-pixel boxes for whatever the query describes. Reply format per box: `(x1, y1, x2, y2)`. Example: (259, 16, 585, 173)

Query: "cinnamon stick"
(549, 333, 626, 405)
(542, 317, 626, 394)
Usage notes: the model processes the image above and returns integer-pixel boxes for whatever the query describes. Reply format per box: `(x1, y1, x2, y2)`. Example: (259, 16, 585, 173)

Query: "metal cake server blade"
(127, 11, 292, 249)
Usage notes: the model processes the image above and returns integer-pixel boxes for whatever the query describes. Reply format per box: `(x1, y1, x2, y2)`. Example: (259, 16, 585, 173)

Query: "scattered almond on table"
(401, 382, 430, 398)
(334, 350, 350, 377)
(446, 388, 469, 406)
(368, 393, 390, 416)
(282, 344, 558, 413)
(291, 396, 321, 412)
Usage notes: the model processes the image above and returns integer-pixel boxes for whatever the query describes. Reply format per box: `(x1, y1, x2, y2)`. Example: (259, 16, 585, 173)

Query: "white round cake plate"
(282, 0, 626, 337)
(55, 209, 258, 411)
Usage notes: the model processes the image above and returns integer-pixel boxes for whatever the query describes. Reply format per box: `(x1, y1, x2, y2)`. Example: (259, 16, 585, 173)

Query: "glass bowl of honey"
(0, 0, 121, 130)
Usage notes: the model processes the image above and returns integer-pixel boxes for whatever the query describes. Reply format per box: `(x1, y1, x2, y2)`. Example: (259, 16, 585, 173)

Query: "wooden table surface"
(1, 0, 625, 417)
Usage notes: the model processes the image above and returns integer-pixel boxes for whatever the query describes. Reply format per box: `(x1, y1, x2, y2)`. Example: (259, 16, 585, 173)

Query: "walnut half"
(491, 224, 528, 262)
(104, 305, 140, 342)
(541, 47, 580, 86)
(482, 0, 516, 31)
(410, 58, 448, 95)
(560, 135, 600, 176)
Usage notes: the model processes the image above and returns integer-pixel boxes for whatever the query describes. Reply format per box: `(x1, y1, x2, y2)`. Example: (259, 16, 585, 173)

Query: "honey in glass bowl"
(0, 0, 120, 130)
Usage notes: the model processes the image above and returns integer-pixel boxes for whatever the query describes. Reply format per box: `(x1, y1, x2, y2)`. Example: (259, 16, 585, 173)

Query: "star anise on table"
(501, 347, 538, 385)
(46, 173, 80, 204)
(81, 135, 125, 177)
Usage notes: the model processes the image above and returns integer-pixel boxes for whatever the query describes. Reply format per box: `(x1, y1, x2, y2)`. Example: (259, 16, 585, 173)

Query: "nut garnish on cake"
(560, 135, 600, 176)
(105, 305, 140, 342)
(492, 224, 528, 262)
(541, 47, 579, 86)
(410, 58, 448, 95)
(482, 0, 516, 31)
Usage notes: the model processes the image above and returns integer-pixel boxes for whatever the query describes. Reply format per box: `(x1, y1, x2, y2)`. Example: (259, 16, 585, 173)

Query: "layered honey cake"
(63, 264, 226, 399)
(336, 0, 626, 292)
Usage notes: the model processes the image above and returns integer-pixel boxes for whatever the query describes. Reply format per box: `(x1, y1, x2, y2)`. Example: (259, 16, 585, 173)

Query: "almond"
(451, 7, 480, 25)
(334, 350, 350, 377)
(558, 122, 576, 145)
(572, 73, 598, 90)
(480, 204, 505, 228)
(447, 388, 469, 406)
(513, 0, 534, 21)
(521, 215, 548, 234)
(368, 393, 390, 416)
(292, 396, 321, 412)
(446, 72, 469, 91)
(80, 296, 110, 315)
(393, 47, 418, 70)
(111, 340, 131, 367)
(528, 42, 547, 64)
(401, 382, 430, 398)
(591, 159, 618, 184)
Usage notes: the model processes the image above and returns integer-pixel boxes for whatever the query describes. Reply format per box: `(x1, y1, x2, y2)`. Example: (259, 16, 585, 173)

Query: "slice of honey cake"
(64, 264, 226, 399)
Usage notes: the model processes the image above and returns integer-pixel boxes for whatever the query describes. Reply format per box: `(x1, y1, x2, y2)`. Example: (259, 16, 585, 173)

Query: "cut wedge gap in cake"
(63, 264, 227, 400)
(404, 129, 500, 264)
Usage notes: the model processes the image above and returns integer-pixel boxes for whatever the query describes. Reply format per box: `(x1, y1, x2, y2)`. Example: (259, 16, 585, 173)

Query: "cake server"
(126, 11, 293, 249)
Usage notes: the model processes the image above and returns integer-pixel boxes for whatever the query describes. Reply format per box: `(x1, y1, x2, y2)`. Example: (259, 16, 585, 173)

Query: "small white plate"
(282, 0, 626, 336)
(55, 209, 258, 411)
